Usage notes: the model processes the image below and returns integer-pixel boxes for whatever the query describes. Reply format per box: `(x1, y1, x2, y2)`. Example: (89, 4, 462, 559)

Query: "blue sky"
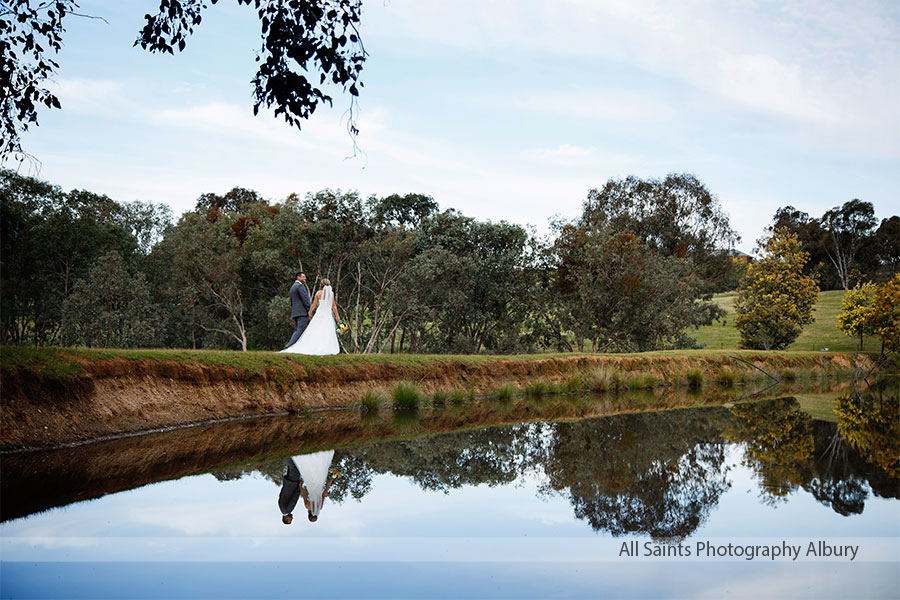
(10, 0, 900, 252)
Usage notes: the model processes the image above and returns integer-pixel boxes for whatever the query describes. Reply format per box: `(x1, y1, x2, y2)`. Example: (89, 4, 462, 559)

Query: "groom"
(283, 272, 312, 349)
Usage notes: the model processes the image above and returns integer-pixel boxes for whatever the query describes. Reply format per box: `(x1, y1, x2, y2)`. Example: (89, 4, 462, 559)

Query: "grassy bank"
(0, 345, 873, 451)
(0, 345, 873, 388)
(690, 289, 881, 352)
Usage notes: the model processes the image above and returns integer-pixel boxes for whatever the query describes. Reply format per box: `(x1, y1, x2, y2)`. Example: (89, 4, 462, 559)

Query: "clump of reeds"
(392, 382, 421, 410)
(490, 384, 516, 402)
(564, 370, 596, 392)
(448, 388, 470, 405)
(685, 369, 704, 390)
(584, 367, 614, 392)
(780, 369, 797, 383)
(609, 371, 626, 392)
(716, 370, 737, 388)
(627, 373, 657, 390)
(360, 390, 383, 414)
(524, 379, 559, 398)
(431, 390, 449, 407)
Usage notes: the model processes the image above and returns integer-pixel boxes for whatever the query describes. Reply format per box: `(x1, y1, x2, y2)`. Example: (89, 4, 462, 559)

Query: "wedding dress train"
(292, 449, 335, 519)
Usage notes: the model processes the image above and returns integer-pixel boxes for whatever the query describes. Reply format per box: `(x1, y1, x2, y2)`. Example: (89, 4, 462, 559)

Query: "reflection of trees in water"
(540, 410, 731, 538)
(326, 409, 735, 539)
(724, 397, 815, 502)
(327, 424, 543, 502)
(725, 397, 899, 513)
(835, 391, 899, 479)
(241, 397, 897, 533)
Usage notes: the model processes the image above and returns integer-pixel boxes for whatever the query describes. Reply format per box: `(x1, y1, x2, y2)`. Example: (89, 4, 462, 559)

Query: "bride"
(281, 279, 342, 355)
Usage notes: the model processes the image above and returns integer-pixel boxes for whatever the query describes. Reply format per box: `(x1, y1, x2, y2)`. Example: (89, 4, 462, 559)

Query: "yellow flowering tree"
(869, 274, 900, 355)
(836, 282, 876, 351)
(735, 230, 819, 350)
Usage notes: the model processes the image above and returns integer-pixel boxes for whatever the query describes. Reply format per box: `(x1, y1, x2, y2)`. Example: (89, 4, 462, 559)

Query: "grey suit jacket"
(289, 281, 311, 319)
(279, 458, 302, 515)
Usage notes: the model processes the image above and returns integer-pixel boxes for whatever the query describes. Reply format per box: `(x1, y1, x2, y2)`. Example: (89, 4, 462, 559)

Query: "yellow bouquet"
(337, 322, 349, 334)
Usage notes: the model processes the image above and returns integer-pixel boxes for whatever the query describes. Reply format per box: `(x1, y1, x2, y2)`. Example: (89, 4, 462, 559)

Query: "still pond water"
(1, 388, 898, 599)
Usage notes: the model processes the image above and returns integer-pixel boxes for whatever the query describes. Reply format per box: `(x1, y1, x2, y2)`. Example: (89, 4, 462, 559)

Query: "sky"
(8, 0, 900, 253)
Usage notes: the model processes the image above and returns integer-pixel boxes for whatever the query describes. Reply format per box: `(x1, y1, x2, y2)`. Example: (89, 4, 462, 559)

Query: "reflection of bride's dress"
(280, 285, 339, 355)
(293, 450, 335, 518)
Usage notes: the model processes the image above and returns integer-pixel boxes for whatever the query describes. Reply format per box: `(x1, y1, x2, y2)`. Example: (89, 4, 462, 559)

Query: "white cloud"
(48, 78, 127, 113)
(514, 90, 677, 122)
(373, 0, 899, 156)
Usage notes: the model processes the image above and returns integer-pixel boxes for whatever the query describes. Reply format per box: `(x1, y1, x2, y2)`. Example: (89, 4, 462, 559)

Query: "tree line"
(1, 168, 896, 353)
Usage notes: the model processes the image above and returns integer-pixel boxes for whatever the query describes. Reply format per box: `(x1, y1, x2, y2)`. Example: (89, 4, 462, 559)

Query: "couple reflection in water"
(279, 450, 338, 525)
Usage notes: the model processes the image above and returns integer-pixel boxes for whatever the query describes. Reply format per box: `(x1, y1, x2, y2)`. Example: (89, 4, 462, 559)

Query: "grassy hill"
(690, 289, 880, 352)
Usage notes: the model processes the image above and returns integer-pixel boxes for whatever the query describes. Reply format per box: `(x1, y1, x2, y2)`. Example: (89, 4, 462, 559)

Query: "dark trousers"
(284, 316, 310, 349)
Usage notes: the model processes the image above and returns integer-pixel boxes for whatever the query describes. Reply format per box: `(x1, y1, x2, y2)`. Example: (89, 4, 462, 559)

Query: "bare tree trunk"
(823, 230, 852, 290)
(353, 261, 361, 353)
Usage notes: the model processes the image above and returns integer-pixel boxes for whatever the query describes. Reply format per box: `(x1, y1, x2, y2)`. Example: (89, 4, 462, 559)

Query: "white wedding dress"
(280, 285, 340, 355)
(292, 449, 335, 518)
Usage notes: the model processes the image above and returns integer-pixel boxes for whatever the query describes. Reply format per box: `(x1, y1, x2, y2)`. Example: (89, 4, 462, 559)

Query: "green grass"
(0, 346, 85, 382)
(391, 382, 422, 411)
(690, 290, 881, 352)
(793, 393, 842, 422)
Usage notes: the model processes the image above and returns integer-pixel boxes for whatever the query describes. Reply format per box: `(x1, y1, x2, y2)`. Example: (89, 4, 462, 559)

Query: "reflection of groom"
(283, 272, 311, 349)
(279, 458, 302, 525)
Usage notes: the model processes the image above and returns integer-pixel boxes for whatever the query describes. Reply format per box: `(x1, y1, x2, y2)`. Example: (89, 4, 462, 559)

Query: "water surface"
(1, 389, 897, 599)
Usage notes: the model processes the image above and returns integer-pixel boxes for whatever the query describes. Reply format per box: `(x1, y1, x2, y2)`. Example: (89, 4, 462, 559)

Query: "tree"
(552, 222, 720, 352)
(0, 169, 153, 345)
(734, 229, 818, 350)
(820, 199, 878, 290)
(1, 0, 70, 159)
(165, 211, 252, 351)
(582, 173, 739, 291)
(63, 251, 159, 348)
(409, 211, 535, 353)
(872, 216, 900, 278)
(869, 274, 900, 355)
(2, 0, 366, 161)
(767, 205, 834, 286)
(836, 282, 877, 351)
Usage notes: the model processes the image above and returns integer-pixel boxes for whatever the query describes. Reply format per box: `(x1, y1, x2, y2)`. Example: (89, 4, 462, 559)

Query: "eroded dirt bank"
(0, 350, 865, 450)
